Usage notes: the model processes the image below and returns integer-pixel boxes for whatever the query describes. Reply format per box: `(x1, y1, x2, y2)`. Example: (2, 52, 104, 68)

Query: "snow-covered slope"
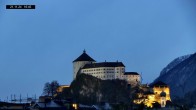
(160, 54, 191, 76)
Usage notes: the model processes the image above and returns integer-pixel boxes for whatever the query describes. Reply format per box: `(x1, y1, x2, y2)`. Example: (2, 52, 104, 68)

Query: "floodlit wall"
(73, 61, 95, 79)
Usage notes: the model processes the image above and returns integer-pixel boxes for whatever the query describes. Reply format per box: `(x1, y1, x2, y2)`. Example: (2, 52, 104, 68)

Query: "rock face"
(59, 74, 130, 105)
(153, 53, 196, 98)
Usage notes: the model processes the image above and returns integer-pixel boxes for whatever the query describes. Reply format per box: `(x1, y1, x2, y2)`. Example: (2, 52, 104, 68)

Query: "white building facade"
(81, 62, 125, 80)
(73, 50, 141, 86)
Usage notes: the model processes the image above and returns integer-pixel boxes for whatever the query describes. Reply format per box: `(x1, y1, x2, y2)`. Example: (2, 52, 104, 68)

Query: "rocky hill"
(153, 52, 196, 98)
(57, 74, 131, 105)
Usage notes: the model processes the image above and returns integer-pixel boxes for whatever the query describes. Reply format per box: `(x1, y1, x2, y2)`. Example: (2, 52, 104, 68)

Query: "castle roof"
(73, 50, 96, 62)
(150, 81, 168, 87)
(124, 72, 139, 75)
(82, 62, 125, 69)
(143, 91, 154, 95)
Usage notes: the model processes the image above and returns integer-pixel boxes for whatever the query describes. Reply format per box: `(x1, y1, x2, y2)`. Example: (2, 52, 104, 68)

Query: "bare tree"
(43, 81, 60, 97)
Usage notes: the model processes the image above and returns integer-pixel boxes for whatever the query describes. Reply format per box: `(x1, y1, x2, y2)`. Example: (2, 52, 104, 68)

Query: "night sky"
(0, 0, 196, 101)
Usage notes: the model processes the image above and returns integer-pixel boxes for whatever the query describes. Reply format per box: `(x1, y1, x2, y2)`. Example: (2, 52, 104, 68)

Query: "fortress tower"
(73, 50, 96, 79)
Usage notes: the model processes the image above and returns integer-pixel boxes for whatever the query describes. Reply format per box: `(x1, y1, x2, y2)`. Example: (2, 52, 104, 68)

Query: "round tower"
(73, 50, 96, 79)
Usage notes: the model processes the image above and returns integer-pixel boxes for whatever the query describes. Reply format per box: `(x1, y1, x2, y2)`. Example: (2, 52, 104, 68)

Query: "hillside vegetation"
(57, 74, 131, 105)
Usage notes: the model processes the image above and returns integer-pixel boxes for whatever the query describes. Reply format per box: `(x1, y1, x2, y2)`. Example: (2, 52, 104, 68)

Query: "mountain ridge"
(153, 52, 196, 98)
(160, 54, 191, 76)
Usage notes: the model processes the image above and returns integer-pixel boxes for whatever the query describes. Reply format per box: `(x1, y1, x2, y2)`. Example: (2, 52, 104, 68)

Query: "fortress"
(73, 50, 141, 86)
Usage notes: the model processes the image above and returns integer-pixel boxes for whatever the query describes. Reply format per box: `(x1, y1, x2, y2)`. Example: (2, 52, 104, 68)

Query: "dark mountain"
(172, 88, 196, 108)
(153, 53, 196, 98)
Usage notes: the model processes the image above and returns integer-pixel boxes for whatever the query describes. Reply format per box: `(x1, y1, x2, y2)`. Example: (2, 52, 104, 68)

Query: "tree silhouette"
(43, 80, 60, 97)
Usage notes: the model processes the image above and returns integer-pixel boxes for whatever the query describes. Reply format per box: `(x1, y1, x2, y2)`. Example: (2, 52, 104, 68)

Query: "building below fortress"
(133, 81, 171, 108)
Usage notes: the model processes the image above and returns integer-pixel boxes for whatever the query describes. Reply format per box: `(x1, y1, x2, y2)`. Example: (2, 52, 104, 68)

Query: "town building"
(32, 96, 77, 110)
(56, 85, 70, 93)
(133, 81, 171, 108)
(0, 101, 30, 109)
(73, 50, 141, 86)
(151, 81, 171, 107)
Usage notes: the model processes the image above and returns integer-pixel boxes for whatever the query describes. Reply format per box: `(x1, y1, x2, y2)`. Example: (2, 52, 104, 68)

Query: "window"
(162, 101, 165, 106)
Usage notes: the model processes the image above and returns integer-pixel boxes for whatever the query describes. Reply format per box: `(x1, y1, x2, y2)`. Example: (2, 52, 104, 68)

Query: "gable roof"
(33, 101, 62, 108)
(82, 62, 125, 69)
(124, 72, 139, 75)
(73, 50, 96, 62)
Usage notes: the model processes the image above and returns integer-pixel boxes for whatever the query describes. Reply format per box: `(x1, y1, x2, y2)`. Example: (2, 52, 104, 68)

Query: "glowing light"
(133, 85, 171, 108)
(72, 103, 78, 110)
